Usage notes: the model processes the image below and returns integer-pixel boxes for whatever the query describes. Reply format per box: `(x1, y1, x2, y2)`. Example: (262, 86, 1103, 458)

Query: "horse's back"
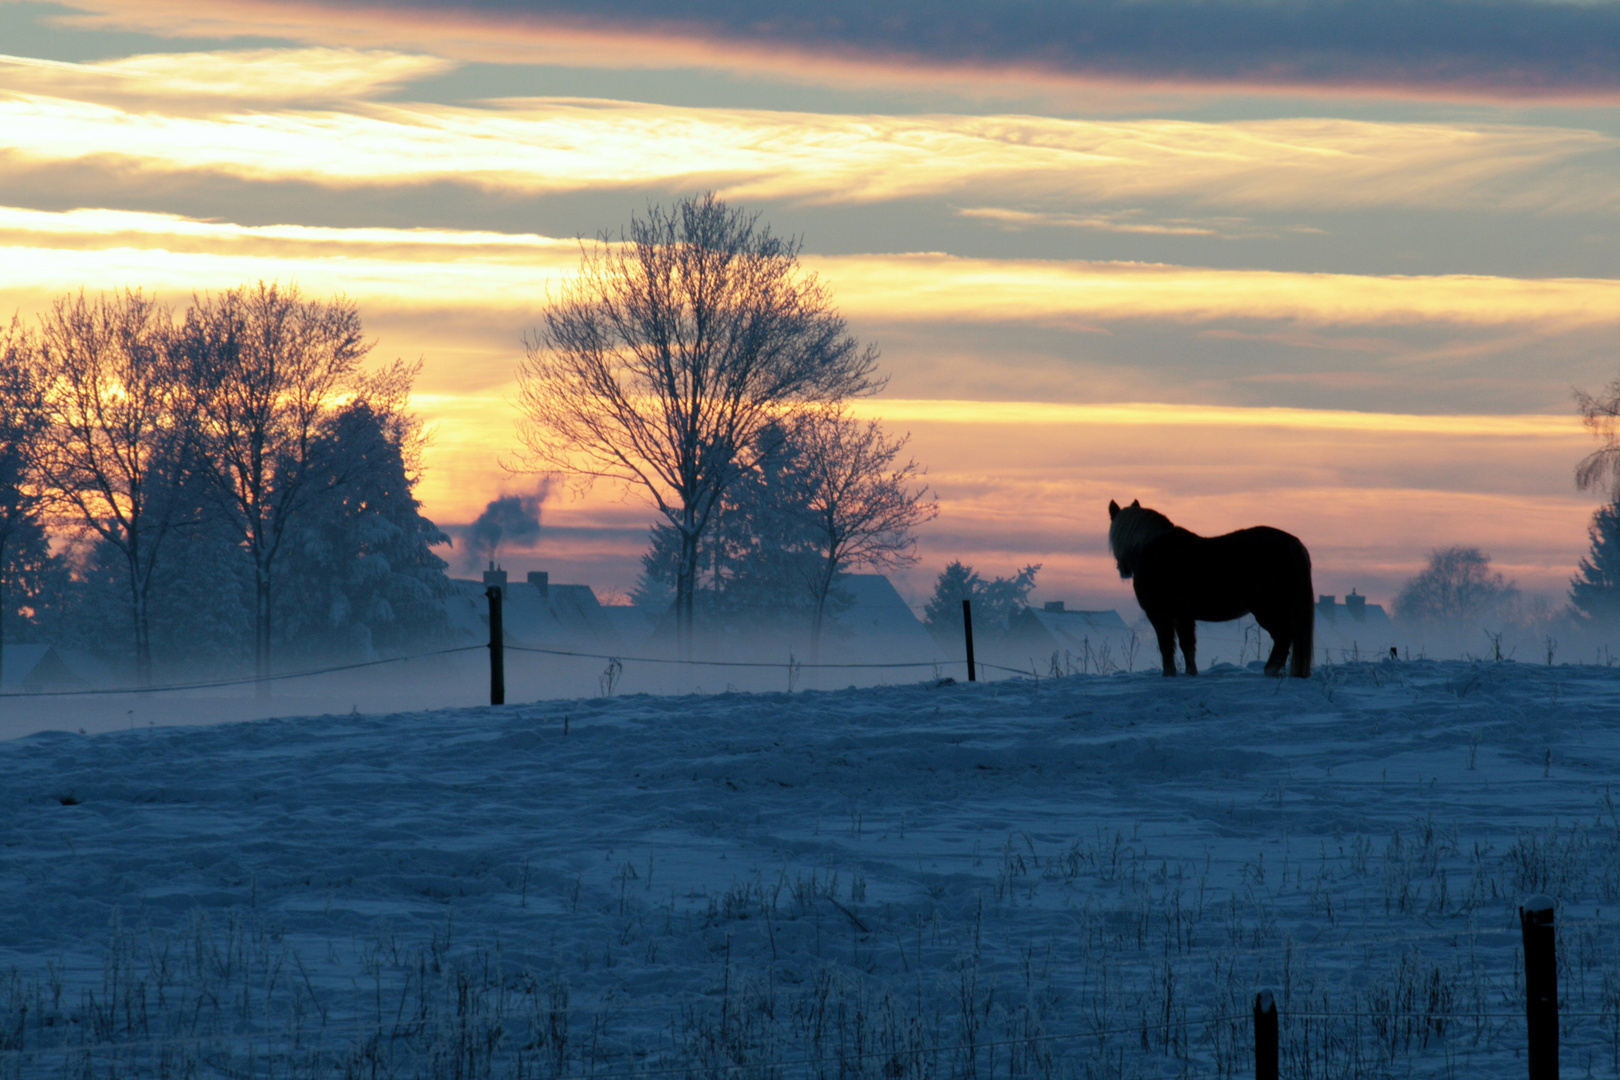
(1136, 525, 1311, 619)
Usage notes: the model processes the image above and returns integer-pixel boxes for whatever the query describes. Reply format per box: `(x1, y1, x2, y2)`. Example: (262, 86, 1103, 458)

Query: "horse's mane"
(1108, 505, 1175, 579)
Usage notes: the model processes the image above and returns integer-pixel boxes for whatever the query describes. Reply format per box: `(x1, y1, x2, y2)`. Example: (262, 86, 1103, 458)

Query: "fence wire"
(0, 644, 485, 698)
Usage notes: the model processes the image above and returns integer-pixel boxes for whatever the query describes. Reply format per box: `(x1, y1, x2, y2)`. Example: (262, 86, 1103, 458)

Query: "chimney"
(527, 570, 549, 599)
(482, 561, 507, 595)
(1043, 600, 1065, 613)
(1317, 595, 1336, 622)
(1345, 589, 1366, 623)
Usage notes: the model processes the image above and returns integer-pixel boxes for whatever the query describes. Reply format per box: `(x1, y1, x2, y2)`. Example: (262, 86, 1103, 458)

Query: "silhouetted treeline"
(0, 285, 451, 686)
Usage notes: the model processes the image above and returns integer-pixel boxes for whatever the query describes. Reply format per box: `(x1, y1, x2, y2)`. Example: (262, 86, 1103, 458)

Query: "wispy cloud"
(47, 0, 1620, 104)
(957, 207, 1324, 240)
(0, 207, 1614, 333)
(0, 48, 453, 108)
(0, 81, 1611, 213)
(853, 399, 1583, 438)
(813, 253, 1620, 330)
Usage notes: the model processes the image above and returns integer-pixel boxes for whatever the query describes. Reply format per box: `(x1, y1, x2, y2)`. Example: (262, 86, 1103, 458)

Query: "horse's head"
(1107, 499, 1172, 579)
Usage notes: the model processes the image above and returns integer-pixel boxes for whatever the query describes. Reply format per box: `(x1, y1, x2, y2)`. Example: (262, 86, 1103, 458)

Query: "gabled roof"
(828, 574, 933, 640)
(447, 578, 624, 652)
(1, 644, 88, 691)
(1007, 606, 1130, 653)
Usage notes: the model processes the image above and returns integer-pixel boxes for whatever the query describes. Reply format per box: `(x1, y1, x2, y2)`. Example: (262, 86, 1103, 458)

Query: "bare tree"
(787, 407, 937, 655)
(179, 281, 371, 690)
(37, 290, 193, 685)
(0, 316, 50, 689)
(517, 193, 882, 648)
(1393, 546, 1517, 623)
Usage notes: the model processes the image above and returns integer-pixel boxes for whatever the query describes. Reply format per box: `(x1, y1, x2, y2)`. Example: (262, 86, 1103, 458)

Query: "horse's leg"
(1263, 635, 1290, 677)
(1254, 613, 1290, 676)
(1176, 617, 1197, 676)
(1150, 614, 1178, 676)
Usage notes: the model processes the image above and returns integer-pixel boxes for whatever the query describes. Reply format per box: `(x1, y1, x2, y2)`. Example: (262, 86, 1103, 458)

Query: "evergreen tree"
(0, 512, 68, 648)
(0, 316, 51, 681)
(923, 561, 1040, 645)
(1572, 502, 1620, 622)
(636, 426, 824, 624)
(274, 396, 451, 660)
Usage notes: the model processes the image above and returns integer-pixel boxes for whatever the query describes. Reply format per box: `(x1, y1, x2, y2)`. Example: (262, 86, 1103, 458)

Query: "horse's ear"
(1130, 499, 1139, 508)
(1108, 499, 1120, 520)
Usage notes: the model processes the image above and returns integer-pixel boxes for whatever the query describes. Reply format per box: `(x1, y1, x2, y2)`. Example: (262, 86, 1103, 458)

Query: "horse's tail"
(1290, 540, 1314, 678)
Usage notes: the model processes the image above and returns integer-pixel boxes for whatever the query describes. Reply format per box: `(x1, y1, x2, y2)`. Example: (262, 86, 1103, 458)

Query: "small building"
(1006, 601, 1130, 655)
(1315, 589, 1391, 628)
(0, 644, 113, 693)
(447, 566, 625, 654)
(818, 573, 940, 660)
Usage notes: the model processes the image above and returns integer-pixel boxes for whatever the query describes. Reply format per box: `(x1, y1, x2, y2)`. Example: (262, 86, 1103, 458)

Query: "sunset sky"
(2, 0, 1618, 615)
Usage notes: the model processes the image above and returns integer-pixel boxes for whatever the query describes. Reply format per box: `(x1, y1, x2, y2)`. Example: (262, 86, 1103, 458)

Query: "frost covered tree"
(1571, 502, 1620, 623)
(517, 193, 882, 651)
(179, 282, 372, 687)
(1393, 546, 1517, 623)
(273, 377, 451, 660)
(923, 561, 1040, 646)
(0, 316, 50, 685)
(59, 510, 251, 673)
(36, 290, 195, 685)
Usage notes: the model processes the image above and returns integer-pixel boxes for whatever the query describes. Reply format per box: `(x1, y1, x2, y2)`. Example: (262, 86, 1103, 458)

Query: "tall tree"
(517, 193, 882, 651)
(1571, 502, 1620, 623)
(274, 367, 451, 659)
(786, 407, 937, 655)
(0, 316, 49, 688)
(180, 282, 371, 689)
(1572, 382, 1620, 623)
(37, 290, 193, 685)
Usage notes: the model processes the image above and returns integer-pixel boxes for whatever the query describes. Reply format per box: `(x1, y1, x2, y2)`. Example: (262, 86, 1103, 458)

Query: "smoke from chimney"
(465, 483, 550, 569)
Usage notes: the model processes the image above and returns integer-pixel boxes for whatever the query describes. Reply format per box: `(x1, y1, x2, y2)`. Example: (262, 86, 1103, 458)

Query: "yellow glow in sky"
(0, 70, 1611, 212)
(0, 209, 1613, 338)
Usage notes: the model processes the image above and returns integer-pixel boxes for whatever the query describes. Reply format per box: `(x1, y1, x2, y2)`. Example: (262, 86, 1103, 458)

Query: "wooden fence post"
(486, 584, 505, 706)
(962, 599, 977, 682)
(1253, 989, 1278, 1080)
(1521, 895, 1558, 1080)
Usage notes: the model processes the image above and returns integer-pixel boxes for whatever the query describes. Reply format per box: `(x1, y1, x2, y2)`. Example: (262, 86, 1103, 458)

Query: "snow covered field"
(3, 658, 1620, 1078)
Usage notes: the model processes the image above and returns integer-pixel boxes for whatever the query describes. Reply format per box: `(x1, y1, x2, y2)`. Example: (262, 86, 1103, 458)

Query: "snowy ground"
(2, 658, 1620, 1078)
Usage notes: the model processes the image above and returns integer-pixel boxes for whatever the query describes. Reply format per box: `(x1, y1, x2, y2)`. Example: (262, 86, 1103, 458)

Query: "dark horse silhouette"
(1108, 500, 1314, 677)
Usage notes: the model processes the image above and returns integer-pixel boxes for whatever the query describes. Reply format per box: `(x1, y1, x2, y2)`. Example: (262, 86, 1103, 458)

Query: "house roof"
(829, 574, 934, 643)
(1009, 605, 1127, 643)
(448, 578, 624, 653)
(1, 644, 90, 691)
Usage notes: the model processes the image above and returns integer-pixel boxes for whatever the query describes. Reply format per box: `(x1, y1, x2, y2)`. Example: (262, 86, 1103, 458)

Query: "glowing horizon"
(0, 0, 1617, 617)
